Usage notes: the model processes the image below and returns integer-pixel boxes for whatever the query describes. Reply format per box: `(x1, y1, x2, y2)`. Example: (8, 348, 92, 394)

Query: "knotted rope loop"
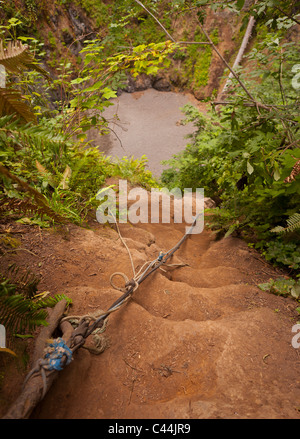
(110, 272, 129, 292)
(43, 338, 73, 371)
(110, 272, 139, 293)
(23, 337, 73, 399)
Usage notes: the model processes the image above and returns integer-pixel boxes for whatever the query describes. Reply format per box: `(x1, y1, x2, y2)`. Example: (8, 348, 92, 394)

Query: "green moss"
(48, 31, 56, 48)
(55, 0, 72, 5)
(0, 235, 21, 248)
(210, 28, 219, 45)
(182, 28, 217, 91)
(75, 0, 110, 28)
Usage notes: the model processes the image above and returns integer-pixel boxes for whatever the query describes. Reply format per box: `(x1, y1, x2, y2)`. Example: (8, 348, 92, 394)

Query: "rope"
(109, 209, 190, 294)
(23, 211, 202, 394)
(61, 310, 109, 355)
(86, 210, 202, 337)
(109, 207, 161, 296)
(23, 337, 73, 398)
(110, 209, 136, 278)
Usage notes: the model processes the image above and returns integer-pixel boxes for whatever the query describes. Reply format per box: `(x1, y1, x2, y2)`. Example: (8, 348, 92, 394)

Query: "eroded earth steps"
(22, 215, 300, 419)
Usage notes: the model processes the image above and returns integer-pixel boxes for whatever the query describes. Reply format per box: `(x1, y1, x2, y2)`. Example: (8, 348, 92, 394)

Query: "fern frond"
(286, 213, 300, 232)
(0, 40, 50, 122)
(4, 264, 40, 299)
(0, 115, 69, 151)
(0, 88, 36, 122)
(33, 293, 73, 310)
(0, 272, 72, 334)
(0, 164, 66, 223)
(271, 213, 300, 234)
(0, 281, 48, 333)
(0, 40, 49, 78)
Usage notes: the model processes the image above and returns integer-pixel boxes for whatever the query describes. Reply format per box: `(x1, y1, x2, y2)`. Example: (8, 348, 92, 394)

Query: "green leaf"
(258, 283, 270, 291)
(102, 87, 117, 100)
(236, 0, 245, 10)
(13, 333, 34, 339)
(247, 161, 254, 175)
(273, 169, 281, 181)
(291, 285, 300, 299)
(84, 80, 104, 92)
(70, 76, 90, 85)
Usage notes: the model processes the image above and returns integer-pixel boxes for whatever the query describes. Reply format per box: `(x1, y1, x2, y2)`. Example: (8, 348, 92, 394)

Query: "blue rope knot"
(44, 337, 73, 371)
(158, 251, 165, 262)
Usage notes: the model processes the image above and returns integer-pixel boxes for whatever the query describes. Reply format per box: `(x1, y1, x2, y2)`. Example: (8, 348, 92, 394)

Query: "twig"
(3, 247, 38, 256)
(133, 0, 175, 42)
(128, 377, 136, 405)
(123, 358, 144, 373)
(177, 41, 211, 45)
(273, 5, 300, 26)
(279, 140, 299, 155)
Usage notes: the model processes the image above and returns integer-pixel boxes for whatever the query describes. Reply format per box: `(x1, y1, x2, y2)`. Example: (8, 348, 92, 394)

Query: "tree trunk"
(2, 300, 70, 419)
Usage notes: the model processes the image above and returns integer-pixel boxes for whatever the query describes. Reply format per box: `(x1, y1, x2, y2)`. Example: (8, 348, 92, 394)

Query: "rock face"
(11, 1, 259, 102)
(122, 73, 172, 94)
(152, 76, 172, 92)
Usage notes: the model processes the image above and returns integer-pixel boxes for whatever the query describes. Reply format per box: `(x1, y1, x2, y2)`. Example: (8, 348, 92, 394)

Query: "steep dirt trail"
(19, 207, 299, 419)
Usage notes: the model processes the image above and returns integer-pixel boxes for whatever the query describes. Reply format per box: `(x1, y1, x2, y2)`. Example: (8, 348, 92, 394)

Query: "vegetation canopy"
(0, 0, 299, 336)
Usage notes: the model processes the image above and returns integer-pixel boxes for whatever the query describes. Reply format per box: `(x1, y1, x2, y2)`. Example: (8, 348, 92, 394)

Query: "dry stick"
(221, 14, 256, 96)
(177, 41, 211, 45)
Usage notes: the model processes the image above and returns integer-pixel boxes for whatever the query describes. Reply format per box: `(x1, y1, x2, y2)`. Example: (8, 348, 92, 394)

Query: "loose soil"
(1, 199, 300, 419)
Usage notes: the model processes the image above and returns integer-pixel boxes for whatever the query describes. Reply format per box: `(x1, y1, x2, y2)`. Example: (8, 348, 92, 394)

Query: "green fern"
(0, 88, 36, 123)
(0, 279, 48, 334)
(4, 264, 40, 299)
(271, 212, 300, 234)
(0, 39, 50, 122)
(0, 270, 72, 334)
(33, 293, 73, 310)
(0, 40, 49, 77)
(0, 163, 66, 224)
